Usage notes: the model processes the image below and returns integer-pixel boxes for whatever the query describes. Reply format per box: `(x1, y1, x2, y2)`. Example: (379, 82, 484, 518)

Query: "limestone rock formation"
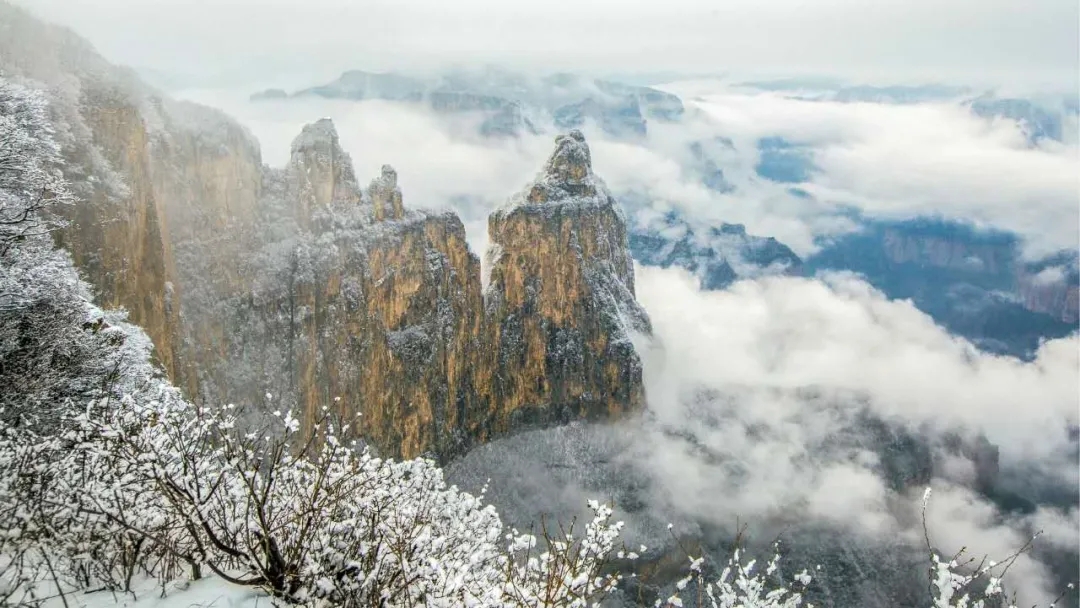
(368, 165, 405, 221)
(286, 118, 360, 228)
(1, 2, 651, 462)
(483, 130, 650, 435)
(56, 84, 180, 377)
(233, 201, 485, 461)
(206, 126, 649, 461)
(175, 119, 484, 463)
(0, 2, 184, 379)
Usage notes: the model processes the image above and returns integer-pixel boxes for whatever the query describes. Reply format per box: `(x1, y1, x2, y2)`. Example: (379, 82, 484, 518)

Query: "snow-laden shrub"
(0, 77, 129, 434)
(0, 77, 72, 257)
(1, 387, 632, 607)
(0, 73, 173, 604)
(917, 487, 1066, 608)
(657, 545, 812, 608)
(649, 487, 1073, 608)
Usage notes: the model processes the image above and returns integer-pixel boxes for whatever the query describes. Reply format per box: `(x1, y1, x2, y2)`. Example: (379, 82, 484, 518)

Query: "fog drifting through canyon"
(160, 85, 1080, 605)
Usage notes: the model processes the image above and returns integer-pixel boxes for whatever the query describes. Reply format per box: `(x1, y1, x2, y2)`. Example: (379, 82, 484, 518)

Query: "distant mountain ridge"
(738, 78, 1078, 145)
(804, 217, 1079, 357)
(626, 208, 801, 290)
(250, 68, 685, 138)
(638, 206, 1079, 359)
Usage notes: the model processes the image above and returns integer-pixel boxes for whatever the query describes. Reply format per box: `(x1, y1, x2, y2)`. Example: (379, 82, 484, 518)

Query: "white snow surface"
(39, 576, 268, 608)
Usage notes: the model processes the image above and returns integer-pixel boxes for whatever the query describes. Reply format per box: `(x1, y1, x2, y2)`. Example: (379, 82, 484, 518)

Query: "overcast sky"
(17, 0, 1080, 89)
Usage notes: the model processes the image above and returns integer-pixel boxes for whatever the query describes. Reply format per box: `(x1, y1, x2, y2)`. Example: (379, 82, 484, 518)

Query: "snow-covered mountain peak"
(516, 129, 614, 208)
(290, 117, 340, 153)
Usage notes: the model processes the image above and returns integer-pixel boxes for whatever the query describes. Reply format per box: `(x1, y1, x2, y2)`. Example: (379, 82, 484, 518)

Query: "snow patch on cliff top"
(499, 129, 624, 222)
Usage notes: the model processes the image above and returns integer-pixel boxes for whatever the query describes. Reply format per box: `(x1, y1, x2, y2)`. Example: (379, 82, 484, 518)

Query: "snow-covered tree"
(0, 76, 137, 433)
(0, 78, 72, 256)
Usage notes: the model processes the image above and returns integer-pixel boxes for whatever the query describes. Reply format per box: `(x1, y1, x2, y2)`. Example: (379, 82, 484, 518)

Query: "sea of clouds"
(176, 80, 1079, 604)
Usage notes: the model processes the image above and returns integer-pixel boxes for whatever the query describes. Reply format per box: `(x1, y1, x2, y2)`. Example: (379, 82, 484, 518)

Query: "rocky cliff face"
(59, 84, 180, 376)
(142, 100, 265, 396)
(0, 2, 273, 387)
(1017, 253, 1080, 324)
(879, 226, 1079, 324)
(1018, 278, 1080, 324)
(880, 228, 1013, 274)
(191, 124, 648, 461)
(484, 130, 650, 437)
(286, 118, 361, 223)
(804, 219, 1078, 357)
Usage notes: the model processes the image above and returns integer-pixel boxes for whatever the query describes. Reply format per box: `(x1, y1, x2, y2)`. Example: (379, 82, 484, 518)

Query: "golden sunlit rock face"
(50, 86, 267, 386)
(0, 0, 268, 387)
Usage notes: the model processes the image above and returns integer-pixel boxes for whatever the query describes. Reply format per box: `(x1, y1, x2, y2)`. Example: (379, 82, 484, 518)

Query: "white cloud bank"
(634, 265, 1076, 602)
(679, 89, 1080, 257)
(636, 267, 1078, 461)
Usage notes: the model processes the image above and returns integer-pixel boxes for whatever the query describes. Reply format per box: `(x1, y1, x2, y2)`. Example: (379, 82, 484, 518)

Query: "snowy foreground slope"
(40, 577, 265, 608)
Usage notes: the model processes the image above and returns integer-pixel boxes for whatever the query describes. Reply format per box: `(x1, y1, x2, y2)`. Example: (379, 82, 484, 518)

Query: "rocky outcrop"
(286, 118, 361, 226)
(168, 120, 484, 461)
(367, 165, 405, 221)
(484, 130, 650, 434)
(186, 124, 648, 461)
(234, 211, 486, 461)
